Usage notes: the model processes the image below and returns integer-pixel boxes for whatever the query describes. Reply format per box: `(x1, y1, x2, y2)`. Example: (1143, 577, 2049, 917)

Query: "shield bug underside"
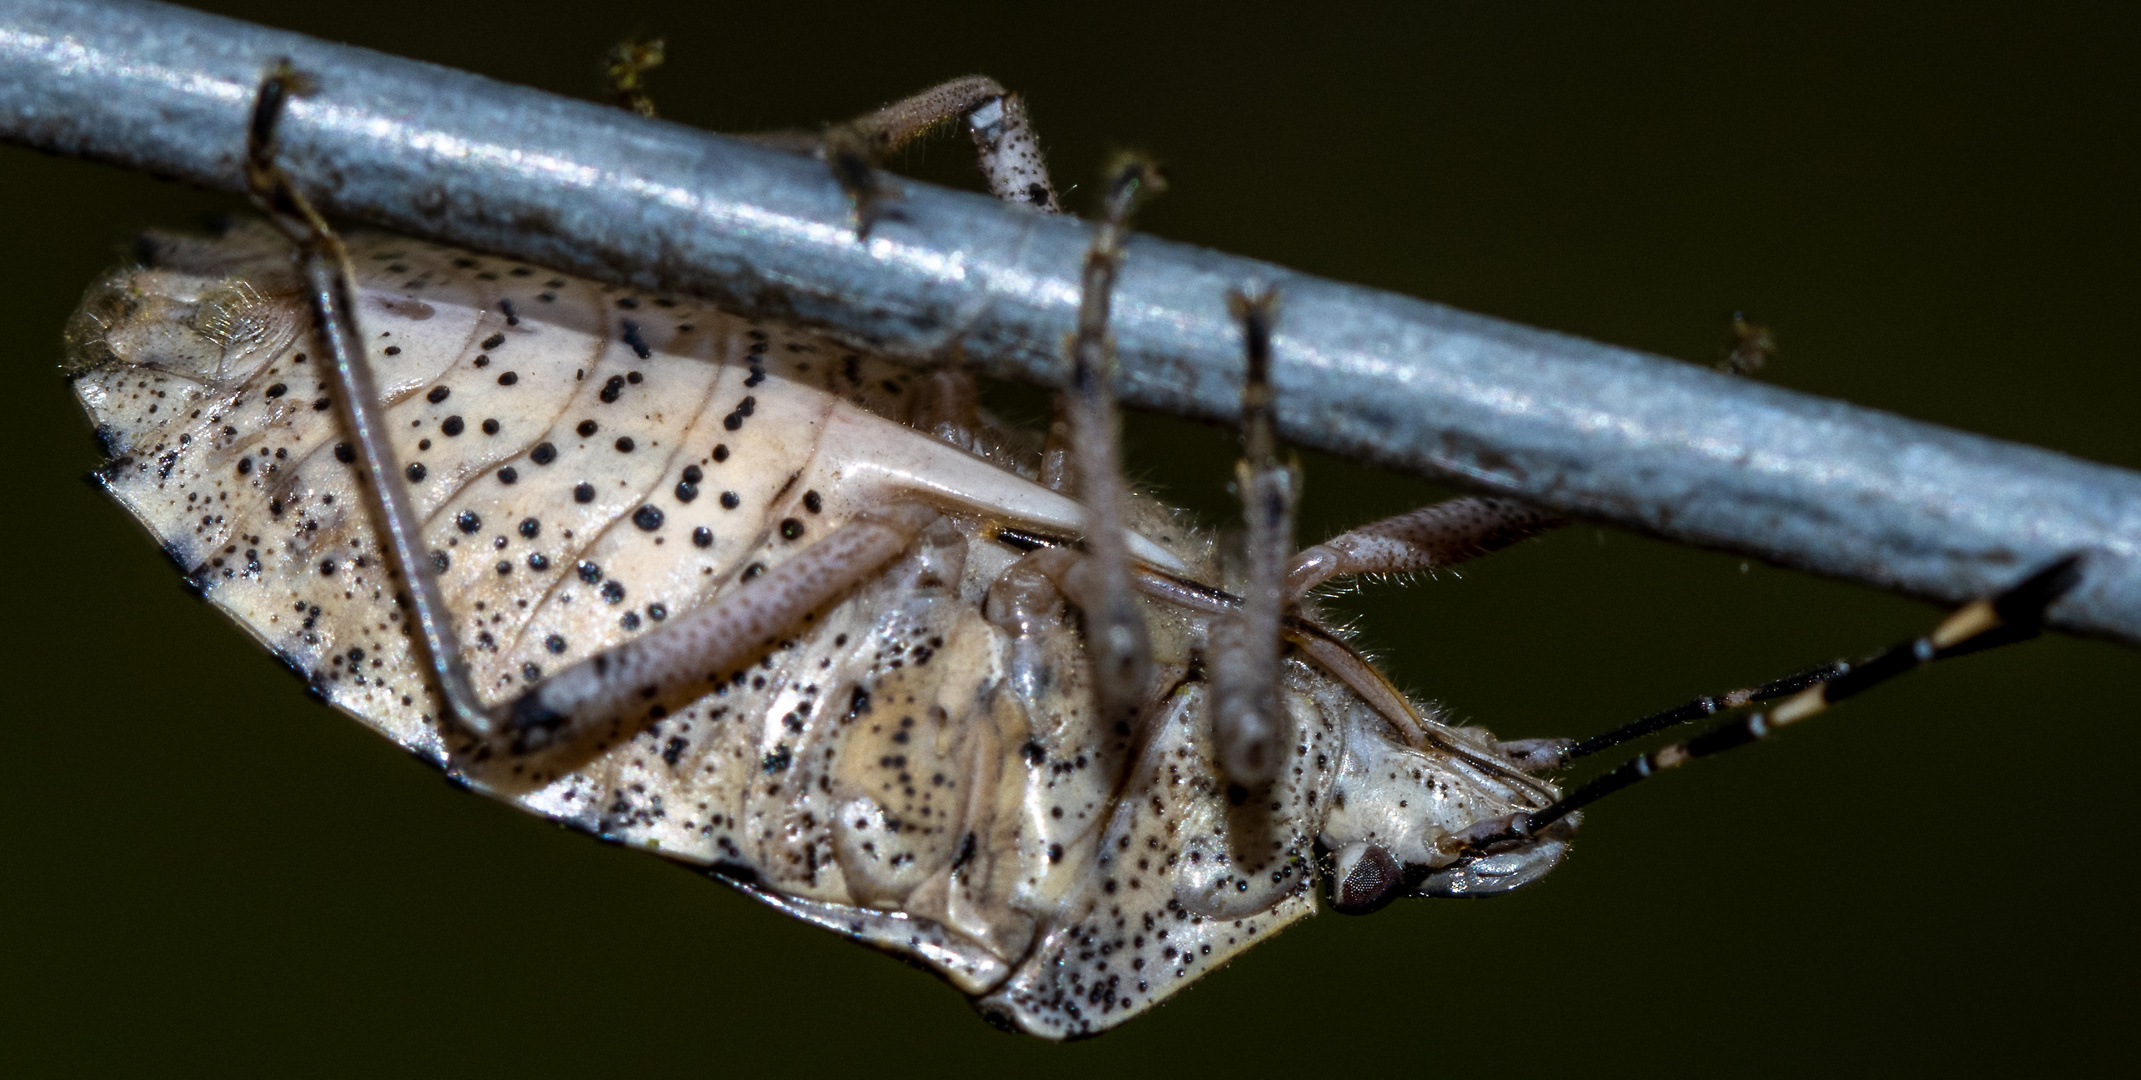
(60, 67, 2085, 1040)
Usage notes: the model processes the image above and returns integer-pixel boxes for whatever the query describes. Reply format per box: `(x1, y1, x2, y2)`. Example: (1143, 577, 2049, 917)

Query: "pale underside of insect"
(67, 215, 1581, 1036)
(62, 69, 2077, 1040)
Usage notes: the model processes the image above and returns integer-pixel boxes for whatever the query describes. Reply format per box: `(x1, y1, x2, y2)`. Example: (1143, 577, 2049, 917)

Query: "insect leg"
(498, 503, 940, 759)
(821, 77, 1068, 435)
(1210, 289, 1296, 793)
(917, 364, 987, 453)
(1446, 553, 2088, 856)
(818, 76, 1064, 233)
(1057, 158, 1167, 728)
(1284, 496, 1561, 601)
(1038, 413, 1076, 493)
(240, 61, 501, 737)
(1206, 289, 1303, 868)
(1125, 568, 1559, 802)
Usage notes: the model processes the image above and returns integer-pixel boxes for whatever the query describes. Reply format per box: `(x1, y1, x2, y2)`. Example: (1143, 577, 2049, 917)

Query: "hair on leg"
(824, 77, 1066, 433)
(1209, 288, 1301, 864)
(1285, 496, 1561, 601)
(1055, 157, 1167, 730)
(499, 503, 940, 767)
(1211, 288, 1295, 793)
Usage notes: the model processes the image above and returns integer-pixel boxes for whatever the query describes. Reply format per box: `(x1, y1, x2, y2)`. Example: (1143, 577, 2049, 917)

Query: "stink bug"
(11, 2, 2137, 1071)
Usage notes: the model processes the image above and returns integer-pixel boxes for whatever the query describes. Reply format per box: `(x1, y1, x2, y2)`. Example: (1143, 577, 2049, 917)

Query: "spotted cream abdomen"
(69, 224, 1554, 1037)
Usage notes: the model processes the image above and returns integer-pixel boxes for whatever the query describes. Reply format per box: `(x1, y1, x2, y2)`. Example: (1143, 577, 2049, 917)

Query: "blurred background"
(3, 1, 2135, 1074)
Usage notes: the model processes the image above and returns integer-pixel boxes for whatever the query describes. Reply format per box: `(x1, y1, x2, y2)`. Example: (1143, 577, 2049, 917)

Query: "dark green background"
(5, 2, 2135, 1074)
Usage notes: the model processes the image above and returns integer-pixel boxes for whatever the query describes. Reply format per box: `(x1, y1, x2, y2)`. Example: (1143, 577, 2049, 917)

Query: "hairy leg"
(500, 503, 939, 758)
(1206, 289, 1300, 865)
(1210, 289, 1295, 792)
(811, 77, 1067, 437)
(1058, 159, 1167, 729)
(837, 76, 1062, 210)
(1286, 496, 1560, 601)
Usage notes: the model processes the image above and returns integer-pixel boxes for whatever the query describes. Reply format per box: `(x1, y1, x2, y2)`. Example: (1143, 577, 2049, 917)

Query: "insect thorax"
(68, 223, 1556, 1037)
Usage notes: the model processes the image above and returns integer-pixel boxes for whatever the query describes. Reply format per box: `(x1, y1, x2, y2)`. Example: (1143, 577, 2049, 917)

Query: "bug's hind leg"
(246, 62, 949, 780)
(241, 61, 500, 738)
(857, 76, 1062, 211)
(814, 77, 1067, 440)
(594, 43, 1064, 216)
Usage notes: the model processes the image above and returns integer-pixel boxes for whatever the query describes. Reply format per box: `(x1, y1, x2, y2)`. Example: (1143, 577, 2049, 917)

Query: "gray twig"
(4, 0, 2137, 644)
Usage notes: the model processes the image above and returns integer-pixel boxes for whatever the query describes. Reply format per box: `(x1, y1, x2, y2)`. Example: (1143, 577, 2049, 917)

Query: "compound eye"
(1329, 841, 1403, 915)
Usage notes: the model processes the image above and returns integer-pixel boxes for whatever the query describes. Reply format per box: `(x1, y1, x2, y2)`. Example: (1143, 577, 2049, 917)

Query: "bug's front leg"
(1281, 494, 1565, 769)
